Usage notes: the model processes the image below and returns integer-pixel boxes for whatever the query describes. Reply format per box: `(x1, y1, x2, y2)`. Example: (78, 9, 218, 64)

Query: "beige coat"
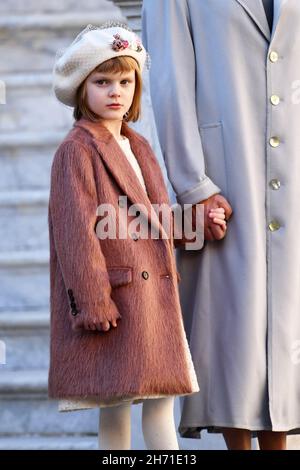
(48, 117, 199, 401)
(143, 0, 300, 435)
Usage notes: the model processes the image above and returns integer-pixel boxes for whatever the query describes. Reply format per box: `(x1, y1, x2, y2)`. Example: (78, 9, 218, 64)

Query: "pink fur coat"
(48, 118, 199, 400)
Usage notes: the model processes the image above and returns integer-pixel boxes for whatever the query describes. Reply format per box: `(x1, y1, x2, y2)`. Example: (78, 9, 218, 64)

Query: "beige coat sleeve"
(142, 0, 220, 206)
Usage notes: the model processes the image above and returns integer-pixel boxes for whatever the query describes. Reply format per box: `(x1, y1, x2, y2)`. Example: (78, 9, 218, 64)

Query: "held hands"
(202, 194, 233, 241)
(173, 193, 233, 248)
(208, 206, 226, 233)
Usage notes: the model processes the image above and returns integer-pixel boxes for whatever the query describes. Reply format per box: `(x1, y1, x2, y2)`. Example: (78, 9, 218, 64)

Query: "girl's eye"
(95, 79, 132, 85)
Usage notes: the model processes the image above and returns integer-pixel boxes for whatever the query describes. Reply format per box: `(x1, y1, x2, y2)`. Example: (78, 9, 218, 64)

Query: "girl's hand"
(88, 318, 119, 332)
(201, 194, 232, 241)
(97, 319, 118, 332)
(74, 313, 121, 332)
(208, 207, 227, 230)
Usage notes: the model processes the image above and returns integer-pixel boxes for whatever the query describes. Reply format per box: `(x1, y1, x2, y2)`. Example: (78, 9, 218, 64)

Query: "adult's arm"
(142, 0, 221, 207)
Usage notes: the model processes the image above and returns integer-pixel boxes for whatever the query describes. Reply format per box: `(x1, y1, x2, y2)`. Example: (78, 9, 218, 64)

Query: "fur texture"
(48, 118, 199, 400)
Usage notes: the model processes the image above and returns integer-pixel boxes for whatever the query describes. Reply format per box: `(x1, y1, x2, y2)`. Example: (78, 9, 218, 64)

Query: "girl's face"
(85, 69, 136, 122)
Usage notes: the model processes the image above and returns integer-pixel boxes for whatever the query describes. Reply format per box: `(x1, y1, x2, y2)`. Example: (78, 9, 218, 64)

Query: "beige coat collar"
(236, 0, 288, 42)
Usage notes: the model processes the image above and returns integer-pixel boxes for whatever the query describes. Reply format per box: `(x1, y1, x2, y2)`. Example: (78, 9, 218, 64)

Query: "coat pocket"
(199, 121, 229, 198)
(107, 267, 133, 288)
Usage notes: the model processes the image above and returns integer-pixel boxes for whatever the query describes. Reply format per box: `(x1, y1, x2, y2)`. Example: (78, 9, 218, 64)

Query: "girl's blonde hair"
(73, 56, 142, 122)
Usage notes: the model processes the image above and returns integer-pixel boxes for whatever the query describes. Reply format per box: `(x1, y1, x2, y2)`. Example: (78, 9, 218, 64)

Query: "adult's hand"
(173, 193, 232, 248)
(201, 193, 233, 241)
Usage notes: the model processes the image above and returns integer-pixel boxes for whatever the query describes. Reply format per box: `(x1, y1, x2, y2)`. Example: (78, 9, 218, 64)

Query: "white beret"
(53, 23, 148, 107)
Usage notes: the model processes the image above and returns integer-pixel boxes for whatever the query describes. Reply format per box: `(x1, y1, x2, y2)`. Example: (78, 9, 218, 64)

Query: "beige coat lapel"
(271, 0, 289, 41)
(236, 0, 289, 42)
(236, 0, 271, 40)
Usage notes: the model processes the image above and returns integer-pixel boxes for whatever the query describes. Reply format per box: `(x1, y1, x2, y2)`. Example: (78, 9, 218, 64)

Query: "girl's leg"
(142, 397, 179, 450)
(222, 428, 252, 450)
(257, 431, 287, 450)
(98, 402, 131, 450)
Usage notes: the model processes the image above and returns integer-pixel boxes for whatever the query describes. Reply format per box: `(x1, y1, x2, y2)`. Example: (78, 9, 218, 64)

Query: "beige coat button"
(269, 136, 280, 148)
(270, 179, 281, 190)
(269, 51, 279, 63)
(270, 95, 280, 106)
(268, 220, 281, 232)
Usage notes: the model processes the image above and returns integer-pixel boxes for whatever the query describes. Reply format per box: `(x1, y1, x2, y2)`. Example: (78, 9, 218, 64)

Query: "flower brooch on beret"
(111, 33, 143, 53)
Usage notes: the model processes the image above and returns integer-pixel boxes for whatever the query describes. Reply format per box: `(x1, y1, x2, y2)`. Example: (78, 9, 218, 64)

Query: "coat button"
(269, 179, 281, 190)
(142, 271, 149, 280)
(268, 220, 281, 232)
(269, 51, 279, 63)
(269, 136, 280, 148)
(270, 95, 280, 106)
(71, 309, 78, 316)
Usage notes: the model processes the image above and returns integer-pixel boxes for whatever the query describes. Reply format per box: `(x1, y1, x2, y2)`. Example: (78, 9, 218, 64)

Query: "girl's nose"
(109, 85, 121, 97)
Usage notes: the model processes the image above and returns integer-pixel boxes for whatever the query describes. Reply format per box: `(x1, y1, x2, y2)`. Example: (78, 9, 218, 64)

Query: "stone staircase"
(0, 0, 144, 450)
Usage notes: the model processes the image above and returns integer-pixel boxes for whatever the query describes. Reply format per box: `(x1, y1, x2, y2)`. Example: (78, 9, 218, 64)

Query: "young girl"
(48, 23, 226, 450)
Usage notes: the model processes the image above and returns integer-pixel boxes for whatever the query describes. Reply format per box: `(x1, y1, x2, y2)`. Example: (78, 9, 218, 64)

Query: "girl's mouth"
(107, 104, 123, 108)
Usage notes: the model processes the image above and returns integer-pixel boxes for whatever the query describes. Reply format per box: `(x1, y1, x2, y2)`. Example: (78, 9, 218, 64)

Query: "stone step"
(0, 130, 63, 191)
(0, 0, 122, 14)
(0, 73, 72, 134)
(0, 250, 49, 267)
(0, 2, 141, 26)
(0, 368, 145, 448)
(0, 369, 48, 395)
(0, 435, 98, 450)
(0, 11, 125, 75)
(3, 412, 298, 450)
(0, 129, 67, 148)
(0, 311, 50, 371)
(0, 190, 49, 206)
(0, 11, 124, 30)
(0, 145, 54, 191)
(0, 310, 49, 330)
(116, 0, 142, 30)
(0, 370, 99, 435)
(0, 1, 145, 74)
(0, 250, 49, 310)
(0, 384, 202, 450)
(0, 190, 49, 252)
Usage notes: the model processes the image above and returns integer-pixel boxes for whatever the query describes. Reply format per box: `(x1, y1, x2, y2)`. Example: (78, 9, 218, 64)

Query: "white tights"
(98, 397, 179, 450)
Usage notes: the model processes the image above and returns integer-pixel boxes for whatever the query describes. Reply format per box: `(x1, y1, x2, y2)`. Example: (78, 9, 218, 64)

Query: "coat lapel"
(236, 0, 271, 41)
(74, 118, 169, 239)
(236, 0, 289, 42)
(271, 0, 288, 41)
